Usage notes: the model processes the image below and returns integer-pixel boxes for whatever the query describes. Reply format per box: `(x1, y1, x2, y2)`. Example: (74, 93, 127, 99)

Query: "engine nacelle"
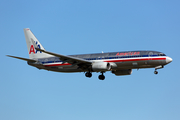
(92, 62, 111, 72)
(112, 69, 132, 76)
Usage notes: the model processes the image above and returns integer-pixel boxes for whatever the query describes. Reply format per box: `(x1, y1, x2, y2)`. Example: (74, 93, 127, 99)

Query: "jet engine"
(92, 62, 111, 72)
(112, 69, 132, 76)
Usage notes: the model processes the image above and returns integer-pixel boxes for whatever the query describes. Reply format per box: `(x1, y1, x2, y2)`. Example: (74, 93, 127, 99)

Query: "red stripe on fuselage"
(104, 57, 166, 63)
(44, 63, 72, 67)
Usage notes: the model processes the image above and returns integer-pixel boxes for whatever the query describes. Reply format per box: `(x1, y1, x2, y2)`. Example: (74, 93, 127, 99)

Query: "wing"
(35, 48, 92, 65)
(6, 55, 37, 62)
(30, 39, 92, 65)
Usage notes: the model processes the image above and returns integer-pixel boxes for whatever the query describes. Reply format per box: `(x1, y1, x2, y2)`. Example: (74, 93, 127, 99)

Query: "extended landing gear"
(154, 65, 164, 75)
(154, 70, 158, 74)
(85, 72, 92, 78)
(85, 72, 105, 80)
(98, 72, 105, 80)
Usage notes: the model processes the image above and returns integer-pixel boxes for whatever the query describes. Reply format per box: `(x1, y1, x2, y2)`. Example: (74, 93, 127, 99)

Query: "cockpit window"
(158, 53, 166, 56)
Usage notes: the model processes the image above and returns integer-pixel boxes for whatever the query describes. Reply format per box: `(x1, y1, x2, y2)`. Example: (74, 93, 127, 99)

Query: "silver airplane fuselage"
(28, 50, 172, 73)
(7, 28, 173, 80)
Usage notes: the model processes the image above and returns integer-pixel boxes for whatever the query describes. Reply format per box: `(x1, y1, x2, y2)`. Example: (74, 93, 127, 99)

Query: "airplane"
(7, 28, 173, 80)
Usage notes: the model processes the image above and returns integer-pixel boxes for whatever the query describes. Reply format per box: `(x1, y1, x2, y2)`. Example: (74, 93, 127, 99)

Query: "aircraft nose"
(166, 57, 173, 64)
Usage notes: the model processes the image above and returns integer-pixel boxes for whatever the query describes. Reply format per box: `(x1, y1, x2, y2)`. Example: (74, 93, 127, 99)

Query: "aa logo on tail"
(29, 45, 35, 54)
(29, 39, 42, 54)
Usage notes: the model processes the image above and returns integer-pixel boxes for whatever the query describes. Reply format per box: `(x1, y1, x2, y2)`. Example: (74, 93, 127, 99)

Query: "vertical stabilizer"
(24, 28, 53, 59)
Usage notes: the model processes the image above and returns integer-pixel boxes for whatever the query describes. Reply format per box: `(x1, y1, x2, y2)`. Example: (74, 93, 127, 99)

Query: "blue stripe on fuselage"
(38, 54, 162, 64)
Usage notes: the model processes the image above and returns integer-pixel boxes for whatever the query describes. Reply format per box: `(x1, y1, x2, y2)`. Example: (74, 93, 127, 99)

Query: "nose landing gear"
(154, 65, 164, 75)
(154, 70, 158, 74)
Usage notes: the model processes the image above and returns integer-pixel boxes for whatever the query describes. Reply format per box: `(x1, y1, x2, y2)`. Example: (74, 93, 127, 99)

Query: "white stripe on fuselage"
(42, 56, 167, 67)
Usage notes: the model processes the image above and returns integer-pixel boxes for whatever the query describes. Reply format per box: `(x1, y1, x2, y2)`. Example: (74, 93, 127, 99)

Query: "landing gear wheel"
(154, 71, 158, 74)
(98, 72, 105, 80)
(85, 72, 92, 78)
(98, 75, 105, 80)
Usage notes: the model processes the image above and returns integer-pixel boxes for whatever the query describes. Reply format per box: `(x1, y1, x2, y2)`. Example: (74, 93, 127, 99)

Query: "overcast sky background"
(1, 0, 180, 120)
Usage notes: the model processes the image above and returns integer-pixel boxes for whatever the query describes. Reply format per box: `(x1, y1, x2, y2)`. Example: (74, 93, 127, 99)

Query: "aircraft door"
(148, 52, 153, 64)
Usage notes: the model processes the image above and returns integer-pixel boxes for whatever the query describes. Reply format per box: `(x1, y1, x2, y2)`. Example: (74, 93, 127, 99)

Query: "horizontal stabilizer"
(6, 55, 37, 62)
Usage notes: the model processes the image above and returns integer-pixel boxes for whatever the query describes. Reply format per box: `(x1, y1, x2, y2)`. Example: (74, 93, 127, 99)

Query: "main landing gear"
(85, 72, 105, 80)
(85, 72, 92, 78)
(98, 72, 105, 80)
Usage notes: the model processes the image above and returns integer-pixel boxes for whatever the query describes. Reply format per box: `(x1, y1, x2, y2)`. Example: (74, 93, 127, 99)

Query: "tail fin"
(24, 28, 53, 59)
